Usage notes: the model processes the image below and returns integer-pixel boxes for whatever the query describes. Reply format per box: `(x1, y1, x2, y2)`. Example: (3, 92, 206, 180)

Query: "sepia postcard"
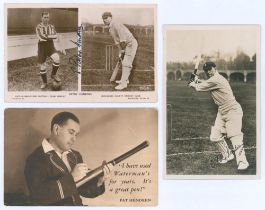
(4, 108, 158, 206)
(5, 4, 157, 102)
(164, 25, 260, 179)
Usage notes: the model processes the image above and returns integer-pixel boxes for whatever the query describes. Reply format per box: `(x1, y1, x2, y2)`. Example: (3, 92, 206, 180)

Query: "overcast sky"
(165, 26, 259, 62)
(80, 6, 155, 25)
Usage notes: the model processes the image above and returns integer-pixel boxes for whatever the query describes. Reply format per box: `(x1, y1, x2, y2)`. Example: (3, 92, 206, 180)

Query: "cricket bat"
(110, 59, 121, 82)
(188, 54, 202, 84)
(76, 141, 149, 188)
(194, 53, 202, 74)
(188, 35, 204, 84)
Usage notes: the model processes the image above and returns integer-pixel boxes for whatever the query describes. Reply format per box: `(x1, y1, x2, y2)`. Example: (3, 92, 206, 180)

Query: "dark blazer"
(24, 146, 105, 206)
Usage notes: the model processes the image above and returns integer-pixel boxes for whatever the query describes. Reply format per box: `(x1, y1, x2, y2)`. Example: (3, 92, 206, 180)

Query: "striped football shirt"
(36, 23, 56, 42)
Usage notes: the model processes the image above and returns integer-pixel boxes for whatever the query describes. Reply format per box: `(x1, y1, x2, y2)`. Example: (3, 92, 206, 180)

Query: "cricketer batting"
(189, 61, 249, 170)
(102, 12, 138, 90)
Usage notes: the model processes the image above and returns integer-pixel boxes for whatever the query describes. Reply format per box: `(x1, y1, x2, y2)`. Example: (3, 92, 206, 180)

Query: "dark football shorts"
(38, 40, 56, 64)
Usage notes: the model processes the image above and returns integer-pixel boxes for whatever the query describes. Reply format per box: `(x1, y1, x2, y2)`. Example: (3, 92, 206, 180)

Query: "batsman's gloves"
(189, 73, 198, 84)
(119, 50, 125, 61)
(120, 41, 127, 50)
(188, 81, 196, 88)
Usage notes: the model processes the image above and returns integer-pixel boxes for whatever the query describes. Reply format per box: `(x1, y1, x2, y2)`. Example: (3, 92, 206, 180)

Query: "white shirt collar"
(42, 138, 70, 157)
(42, 138, 55, 153)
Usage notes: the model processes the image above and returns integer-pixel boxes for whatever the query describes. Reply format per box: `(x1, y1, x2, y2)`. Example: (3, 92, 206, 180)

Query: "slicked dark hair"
(51, 112, 80, 131)
(42, 12, 49, 17)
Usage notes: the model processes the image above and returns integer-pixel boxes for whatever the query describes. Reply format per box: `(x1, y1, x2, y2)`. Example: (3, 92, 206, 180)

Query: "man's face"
(103, 16, 112, 25)
(205, 68, 215, 78)
(54, 119, 80, 152)
(42, 14, 49, 25)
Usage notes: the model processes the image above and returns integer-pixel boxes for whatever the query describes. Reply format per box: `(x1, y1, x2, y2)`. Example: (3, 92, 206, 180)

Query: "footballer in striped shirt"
(36, 12, 61, 89)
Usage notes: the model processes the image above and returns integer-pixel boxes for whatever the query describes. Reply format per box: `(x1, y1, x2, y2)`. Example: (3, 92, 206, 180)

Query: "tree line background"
(167, 50, 256, 71)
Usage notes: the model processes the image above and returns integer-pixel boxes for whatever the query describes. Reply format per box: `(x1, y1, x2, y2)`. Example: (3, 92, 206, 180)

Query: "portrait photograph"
(5, 6, 78, 93)
(4, 108, 157, 206)
(164, 25, 260, 178)
(80, 4, 156, 92)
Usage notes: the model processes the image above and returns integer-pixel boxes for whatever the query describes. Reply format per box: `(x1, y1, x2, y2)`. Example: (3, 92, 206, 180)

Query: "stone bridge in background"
(167, 69, 256, 82)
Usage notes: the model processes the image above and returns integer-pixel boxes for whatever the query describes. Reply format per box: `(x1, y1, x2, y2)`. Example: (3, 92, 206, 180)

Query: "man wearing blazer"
(24, 112, 113, 205)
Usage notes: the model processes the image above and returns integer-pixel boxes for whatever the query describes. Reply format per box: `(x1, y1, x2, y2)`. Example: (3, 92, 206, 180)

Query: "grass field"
(81, 33, 155, 91)
(8, 48, 78, 91)
(82, 70, 154, 91)
(166, 80, 256, 175)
